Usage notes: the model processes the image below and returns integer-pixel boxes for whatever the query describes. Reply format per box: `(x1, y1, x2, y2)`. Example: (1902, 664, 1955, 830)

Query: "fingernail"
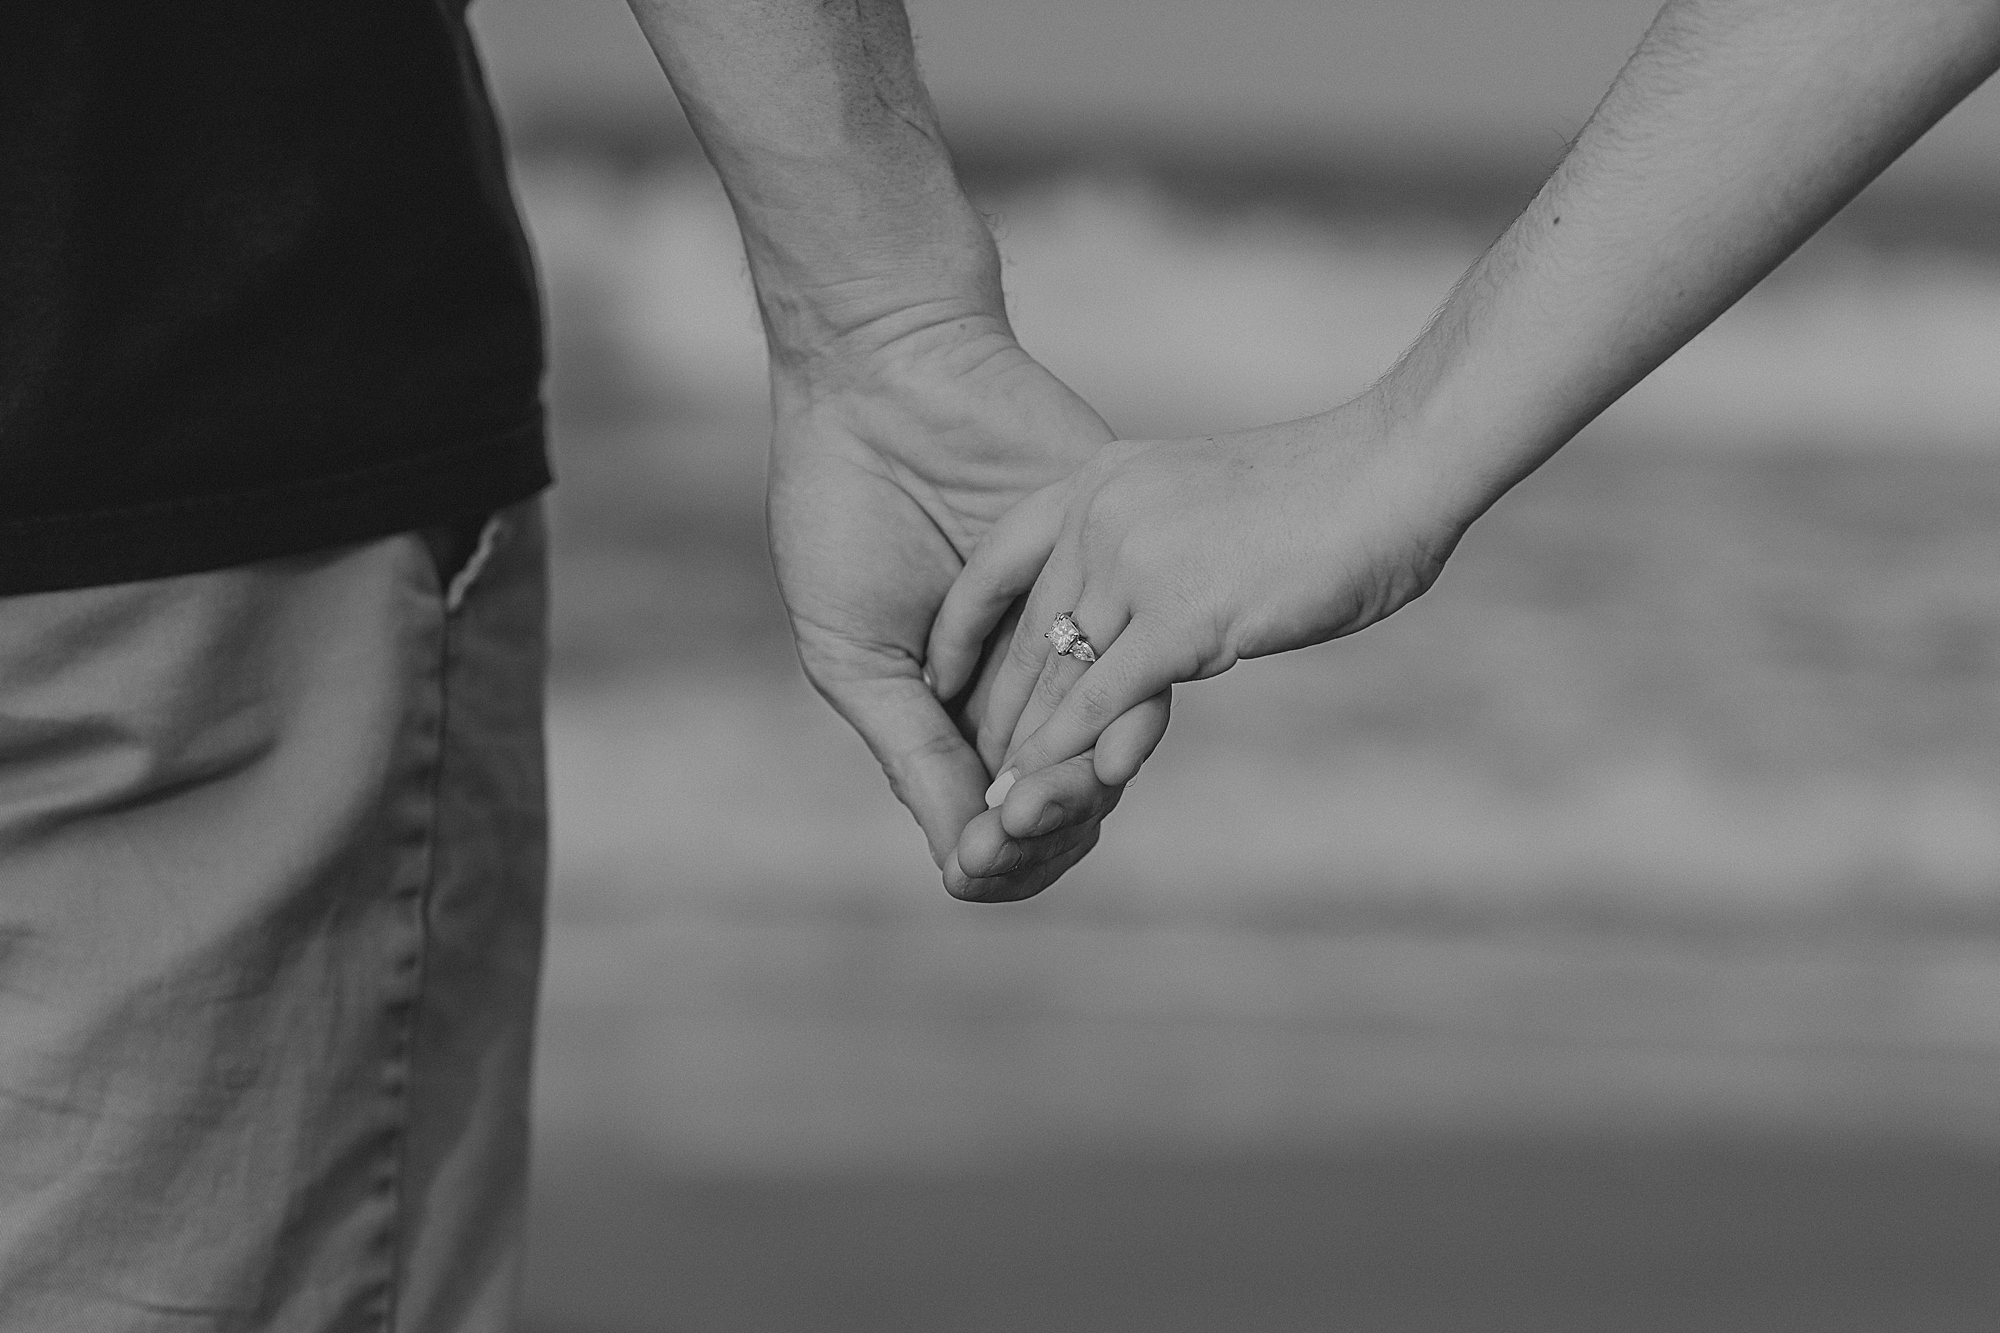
(991, 841, 1025, 875)
(984, 769, 1017, 809)
(921, 663, 936, 694)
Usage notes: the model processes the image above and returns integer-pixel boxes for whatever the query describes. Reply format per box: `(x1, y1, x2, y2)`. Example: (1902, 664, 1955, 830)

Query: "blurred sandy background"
(467, 2, 2000, 1327)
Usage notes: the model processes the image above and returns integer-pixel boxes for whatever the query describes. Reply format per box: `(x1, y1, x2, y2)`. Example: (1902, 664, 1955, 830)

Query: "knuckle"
(881, 730, 960, 799)
(1112, 517, 1179, 572)
(1080, 477, 1137, 537)
(1077, 443, 1137, 487)
(1069, 681, 1118, 731)
(959, 557, 1006, 603)
(1032, 665, 1072, 712)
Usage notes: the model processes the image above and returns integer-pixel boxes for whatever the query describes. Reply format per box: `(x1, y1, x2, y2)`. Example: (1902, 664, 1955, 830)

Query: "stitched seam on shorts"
(379, 592, 454, 1333)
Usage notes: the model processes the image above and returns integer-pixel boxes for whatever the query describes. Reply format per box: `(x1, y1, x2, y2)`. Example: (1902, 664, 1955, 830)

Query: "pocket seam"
(442, 513, 507, 614)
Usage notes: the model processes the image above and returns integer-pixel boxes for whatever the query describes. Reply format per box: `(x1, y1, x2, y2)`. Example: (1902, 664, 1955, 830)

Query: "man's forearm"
(624, 0, 1001, 370)
(1382, 0, 2000, 518)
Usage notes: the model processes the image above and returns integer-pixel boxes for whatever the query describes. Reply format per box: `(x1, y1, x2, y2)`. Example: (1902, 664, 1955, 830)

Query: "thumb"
(818, 670, 991, 867)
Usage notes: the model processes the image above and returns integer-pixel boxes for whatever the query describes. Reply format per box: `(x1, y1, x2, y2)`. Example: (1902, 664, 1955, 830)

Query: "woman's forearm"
(930, 0, 2000, 813)
(1383, 0, 2000, 521)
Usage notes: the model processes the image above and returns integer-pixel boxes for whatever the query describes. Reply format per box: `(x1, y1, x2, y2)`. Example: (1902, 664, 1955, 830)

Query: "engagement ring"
(1047, 612, 1098, 663)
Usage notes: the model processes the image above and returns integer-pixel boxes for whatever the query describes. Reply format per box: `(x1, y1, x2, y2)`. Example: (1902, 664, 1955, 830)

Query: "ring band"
(1046, 612, 1098, 663)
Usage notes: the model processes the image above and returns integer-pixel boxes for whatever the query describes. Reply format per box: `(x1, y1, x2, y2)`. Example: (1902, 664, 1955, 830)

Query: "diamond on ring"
(1047, 612, 1098, 663)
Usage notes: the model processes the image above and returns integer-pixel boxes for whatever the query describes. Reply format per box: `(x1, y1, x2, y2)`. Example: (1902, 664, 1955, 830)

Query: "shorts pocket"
(418, 510, 507, 613)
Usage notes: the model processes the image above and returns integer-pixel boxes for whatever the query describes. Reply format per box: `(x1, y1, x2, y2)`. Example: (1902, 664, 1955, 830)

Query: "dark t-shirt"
(0, 1, 550, 595)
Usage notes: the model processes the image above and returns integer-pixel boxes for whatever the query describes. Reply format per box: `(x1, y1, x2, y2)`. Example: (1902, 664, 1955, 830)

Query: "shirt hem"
(0, 419, 552, 596)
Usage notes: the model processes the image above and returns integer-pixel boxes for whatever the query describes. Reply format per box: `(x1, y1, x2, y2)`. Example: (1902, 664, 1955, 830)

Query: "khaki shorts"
(0, 501, 549, 1332)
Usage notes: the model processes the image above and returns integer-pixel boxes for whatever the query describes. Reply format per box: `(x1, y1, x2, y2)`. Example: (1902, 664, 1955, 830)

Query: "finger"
(819, 671, 991, 868)
(988, 689, 1164, 845)
(1001, 620, 1185, 786)
(948, 808, 1098, 890)
(963, 753, 1122, 863)
(926, 484, 1069, 702)
(975, 550, 1084, 774)
(954, 753, 1120, 898)
(1007, 641, 1087, 769)
(1092, 686, 1171, 788)
(952, 600, 1021, 745)
(948, 821, 1103, 904)
(1002, 594, 1129, 766)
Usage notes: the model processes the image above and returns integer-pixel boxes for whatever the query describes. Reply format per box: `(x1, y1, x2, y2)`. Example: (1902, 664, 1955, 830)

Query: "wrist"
(766, 288, 1021, 421)
(1364, 317, 1576, 528)
(733, 155, 1008, 374)
(1317, 370, 1516, 551)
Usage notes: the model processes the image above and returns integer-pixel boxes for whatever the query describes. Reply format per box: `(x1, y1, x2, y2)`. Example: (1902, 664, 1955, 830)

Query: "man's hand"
(624, 0, 1164, 897)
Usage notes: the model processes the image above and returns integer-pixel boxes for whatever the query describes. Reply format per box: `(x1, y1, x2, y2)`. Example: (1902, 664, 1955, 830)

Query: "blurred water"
(518, 156, 2000, 1330)
(523, 159, 2000, 445)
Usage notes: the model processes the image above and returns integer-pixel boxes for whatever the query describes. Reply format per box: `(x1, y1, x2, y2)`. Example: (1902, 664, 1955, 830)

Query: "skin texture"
(624, 0, 1164, 899)
(932, 0, 2000, 877)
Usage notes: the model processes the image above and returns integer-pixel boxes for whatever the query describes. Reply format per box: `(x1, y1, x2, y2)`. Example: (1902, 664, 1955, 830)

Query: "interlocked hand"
(927, 402, 1464, 861)
(768, 317, 1166, 900)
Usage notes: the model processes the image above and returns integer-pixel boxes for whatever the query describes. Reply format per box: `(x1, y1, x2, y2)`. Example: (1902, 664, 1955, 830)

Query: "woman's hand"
(927, 395, 1474, 854)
